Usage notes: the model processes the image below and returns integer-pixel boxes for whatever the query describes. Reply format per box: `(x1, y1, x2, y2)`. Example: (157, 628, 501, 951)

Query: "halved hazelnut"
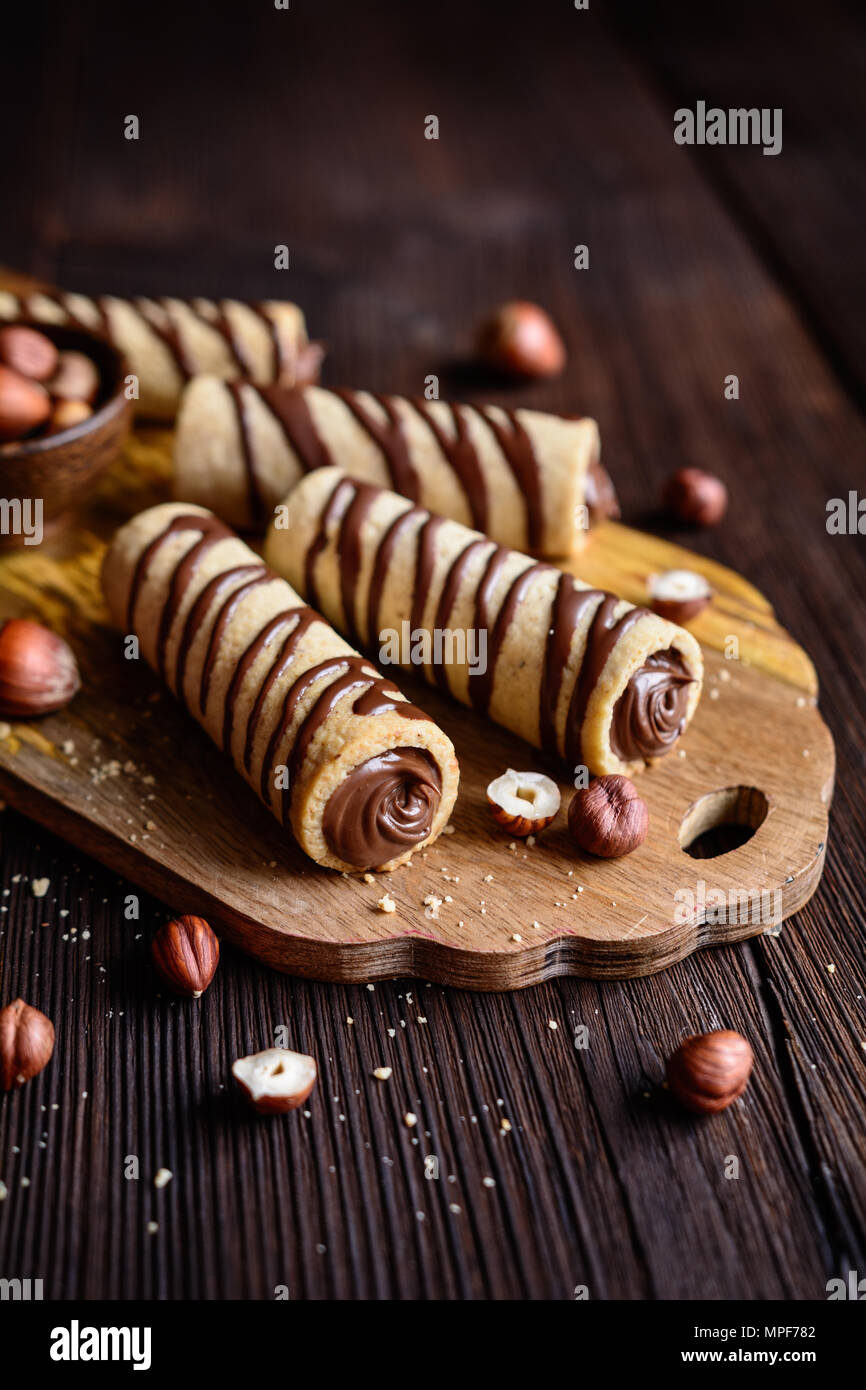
(487, 768, 561, 838)
(232, 1046, 317, 1115)
(649, 568, 712, 625)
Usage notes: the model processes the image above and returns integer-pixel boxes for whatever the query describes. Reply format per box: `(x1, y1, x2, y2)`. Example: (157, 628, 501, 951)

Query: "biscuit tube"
(0, 288, 321, 420)
(265, 469, 703, 778)
(174, 378, 618, 548)
(101, 502, 458, 871)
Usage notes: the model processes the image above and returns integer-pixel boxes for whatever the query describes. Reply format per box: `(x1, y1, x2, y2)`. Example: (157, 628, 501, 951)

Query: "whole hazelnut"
(476, 300, 566, 379)
(666, 1030, 754, 1114)
(48, 399, 93, 435)
(48, 349, 100, 404)
(0, 325, 59, 383)
(151, 914, 220, 998)
(0, 364, 52, 442)
(663, 468, 728, 527)
(0, 998, 55, 1090)
(568, 774, 648, 858)
(0, 619, 81, 718)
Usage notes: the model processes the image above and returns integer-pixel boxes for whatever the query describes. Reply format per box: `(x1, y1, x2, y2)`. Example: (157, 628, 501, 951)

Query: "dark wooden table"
(1, 0, 864, 1299)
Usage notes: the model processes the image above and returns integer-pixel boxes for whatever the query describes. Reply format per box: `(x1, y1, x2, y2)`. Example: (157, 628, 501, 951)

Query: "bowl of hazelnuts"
(0, 321, 132, 547)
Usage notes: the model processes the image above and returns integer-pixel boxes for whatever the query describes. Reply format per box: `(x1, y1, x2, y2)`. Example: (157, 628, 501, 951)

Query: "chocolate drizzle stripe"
(305, 475, 356, 610)
(469, 561, 552, 713)
(476, 407, 544, 550)
(228, 384, 267, 528)
(259, 385, 335, 471)
(198, 569, 271, 716)
(336, 482, 380, 644)
(431, 538, 491, 693)
(223, 610, 304, 756)
(410, 516, 445, 667)
(331, 390, 419, 500)
(409, 400, 489, 532)
(466, 546, 512, 710)
(243, 611, 318, 774)
(366, 506, 419, 649)
(125, 512, 233, 666)
(253, 302, 292, 378)
(174, 562, 266, 704)
(538, 574, 603, 756)
(564, 600, 650, 766)
(205, 301, 252, 374)
(133, 298, 198, 379)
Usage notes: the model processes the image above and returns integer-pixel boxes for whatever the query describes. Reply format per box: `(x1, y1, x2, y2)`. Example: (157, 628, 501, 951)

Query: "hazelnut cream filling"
(609, 648, 695, 762)
(322, 747, 442, 869)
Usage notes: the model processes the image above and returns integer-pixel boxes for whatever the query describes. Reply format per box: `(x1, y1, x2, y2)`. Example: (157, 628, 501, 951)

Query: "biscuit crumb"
(377, 894, 397, 914)
(373, 1067, 392, 1081)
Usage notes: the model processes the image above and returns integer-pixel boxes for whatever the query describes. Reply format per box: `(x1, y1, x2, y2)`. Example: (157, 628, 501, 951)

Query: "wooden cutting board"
(0, 427, 834, 989)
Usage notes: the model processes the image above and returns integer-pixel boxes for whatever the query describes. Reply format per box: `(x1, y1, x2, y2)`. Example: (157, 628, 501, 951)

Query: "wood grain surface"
(0, 437, 835, 985)
(0, 0, 864, 1299)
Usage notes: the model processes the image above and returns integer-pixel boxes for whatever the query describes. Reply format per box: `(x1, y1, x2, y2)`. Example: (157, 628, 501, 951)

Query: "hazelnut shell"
(0, 998, 55, 1090)
(663, 468, 728, 528)
(477, 300, 566, 379)
(0, 619, 81, 718)
(0, 364, 52, 442)
(568, 775, 648, 858)
(0, 325, 59, 383)
(666, 1030, 754, 1114)
(48, 349, 100, 404)
(151, 914, 220, 998)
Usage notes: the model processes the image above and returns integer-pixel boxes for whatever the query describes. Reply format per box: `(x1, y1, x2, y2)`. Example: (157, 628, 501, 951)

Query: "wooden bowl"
(0, 324, 132, 548)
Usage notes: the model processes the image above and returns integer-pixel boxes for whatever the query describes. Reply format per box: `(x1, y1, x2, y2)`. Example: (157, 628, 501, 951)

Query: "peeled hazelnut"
(487, 768, 561, 837)
(568, 774, 648, 857)
(0, 998, 55, 1090)
(663, 468, 728, 527)
(48, 349, 100, 404)
(666, 1030, 754, 1114)
(0, 364, 52, 442)
(232, 1047, 317, 1114)
(477, 300, 566, 379)
(151, 914, 220, 998)
(48, 399, 93, 435)
(0, 619, 81, 718)
(0, 325, 59, 383)
(649, 568, 712, 624)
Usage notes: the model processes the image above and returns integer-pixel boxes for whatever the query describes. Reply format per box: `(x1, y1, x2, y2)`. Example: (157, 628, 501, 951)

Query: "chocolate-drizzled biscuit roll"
(265, 469, 703, 777)
(101, 503, 458, 872)
(174, 378, 618, 548)
(0, 288, 322, 420)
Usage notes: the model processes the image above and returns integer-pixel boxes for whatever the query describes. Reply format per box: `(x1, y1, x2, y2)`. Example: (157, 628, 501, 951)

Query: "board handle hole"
(680, 786, 769, 860)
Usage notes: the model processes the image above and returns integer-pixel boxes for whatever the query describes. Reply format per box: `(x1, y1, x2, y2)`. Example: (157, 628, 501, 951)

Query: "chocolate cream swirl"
(609, 649, 694, 762)
(322, 748, 442, 869)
